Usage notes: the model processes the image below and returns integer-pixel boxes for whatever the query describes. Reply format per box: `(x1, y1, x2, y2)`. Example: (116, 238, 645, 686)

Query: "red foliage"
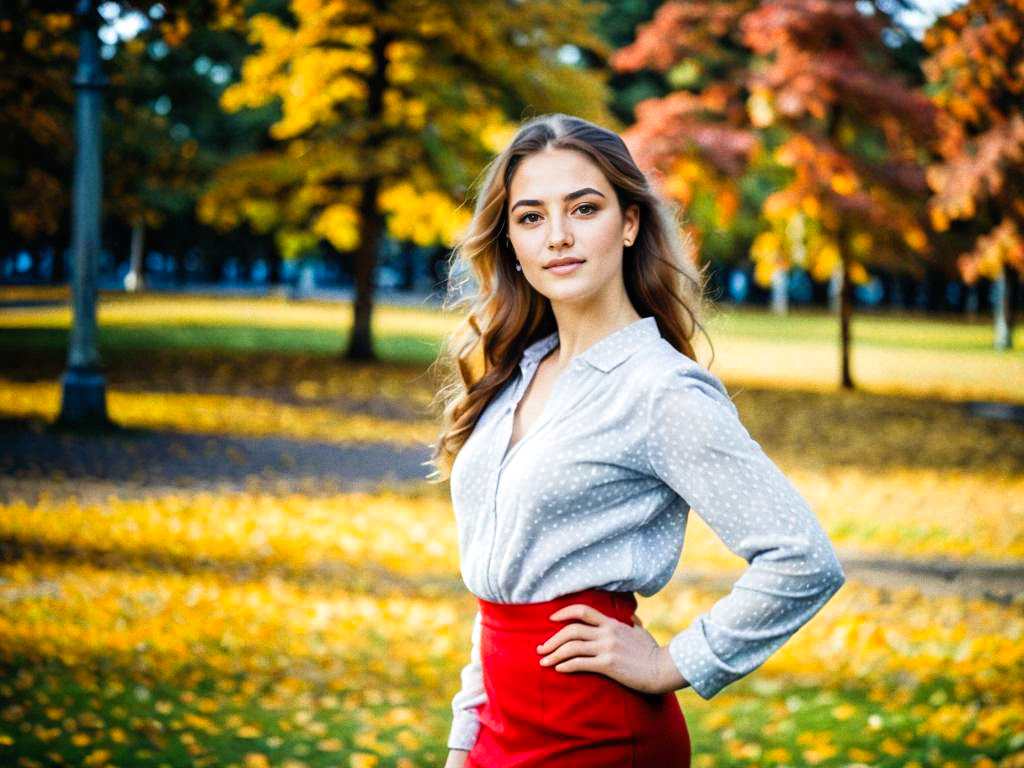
(924, 0, 1024, 280)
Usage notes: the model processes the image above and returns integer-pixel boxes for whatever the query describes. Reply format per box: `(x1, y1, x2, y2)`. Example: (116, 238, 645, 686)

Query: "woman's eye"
(518, 212, 541, 224)
(576, 203, 598, 215)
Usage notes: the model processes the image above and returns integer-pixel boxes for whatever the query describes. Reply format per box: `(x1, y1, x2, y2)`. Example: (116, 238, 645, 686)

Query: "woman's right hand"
(444, 749, 469, 768)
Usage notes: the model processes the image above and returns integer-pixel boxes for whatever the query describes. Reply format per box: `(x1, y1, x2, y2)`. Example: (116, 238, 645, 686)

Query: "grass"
(0, 288, 1022, 767)
(1, 291, 1020, 400)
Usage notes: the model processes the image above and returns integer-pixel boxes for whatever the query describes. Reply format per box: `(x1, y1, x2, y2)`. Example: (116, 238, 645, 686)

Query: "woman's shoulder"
(632, 337, 731, 403)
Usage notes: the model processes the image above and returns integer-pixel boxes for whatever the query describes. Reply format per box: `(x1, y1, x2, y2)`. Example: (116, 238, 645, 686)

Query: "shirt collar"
(520, 316, 661, 373)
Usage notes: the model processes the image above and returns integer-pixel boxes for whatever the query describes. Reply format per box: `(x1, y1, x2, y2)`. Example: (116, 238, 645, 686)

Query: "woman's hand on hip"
(536, 604, 689, 695)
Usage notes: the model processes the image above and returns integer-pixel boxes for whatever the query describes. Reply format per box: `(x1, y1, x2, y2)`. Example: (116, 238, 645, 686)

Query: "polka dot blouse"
(446, 315, 847, 751)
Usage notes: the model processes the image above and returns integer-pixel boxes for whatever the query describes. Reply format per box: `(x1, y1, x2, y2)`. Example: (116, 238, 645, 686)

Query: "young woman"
(428, 113, 846, 767)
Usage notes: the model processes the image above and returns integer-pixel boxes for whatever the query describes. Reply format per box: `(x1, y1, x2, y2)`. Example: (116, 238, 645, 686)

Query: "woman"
(428, 113, 846, 767)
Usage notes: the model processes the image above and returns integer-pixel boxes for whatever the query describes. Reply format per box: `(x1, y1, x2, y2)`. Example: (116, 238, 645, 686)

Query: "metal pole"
(58, 0, 110, 427)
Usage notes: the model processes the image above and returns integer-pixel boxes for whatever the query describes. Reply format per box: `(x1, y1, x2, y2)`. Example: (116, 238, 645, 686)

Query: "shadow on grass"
(0, 528, 462, 598)
(0, 416, 433, 497)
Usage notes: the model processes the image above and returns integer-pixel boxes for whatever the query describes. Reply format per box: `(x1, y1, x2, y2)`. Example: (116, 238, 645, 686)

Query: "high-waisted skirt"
(466, 587, 691, 767)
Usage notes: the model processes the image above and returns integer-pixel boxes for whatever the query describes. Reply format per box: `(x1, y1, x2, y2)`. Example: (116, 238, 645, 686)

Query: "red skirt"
(466, 587, 692, 767)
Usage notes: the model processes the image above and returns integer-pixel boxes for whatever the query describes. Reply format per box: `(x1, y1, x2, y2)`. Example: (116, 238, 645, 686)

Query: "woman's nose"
(547, 216, 573, 249)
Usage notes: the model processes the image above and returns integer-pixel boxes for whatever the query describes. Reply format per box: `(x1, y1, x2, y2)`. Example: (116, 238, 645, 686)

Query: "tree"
(923, 0, 1024, 349)
(200, 0, 616, 360)
(104, 1, 282, 288)
(0, 1, 242, 284)
(743, 2, 941, 389)
(0, 3, 77, 265)
(610, 1, 765, 301)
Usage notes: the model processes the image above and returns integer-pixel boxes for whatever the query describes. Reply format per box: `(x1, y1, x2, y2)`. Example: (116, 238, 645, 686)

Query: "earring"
(515, 261, 522, 272)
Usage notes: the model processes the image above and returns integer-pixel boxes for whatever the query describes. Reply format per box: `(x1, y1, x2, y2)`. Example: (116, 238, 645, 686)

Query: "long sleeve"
(447, 608, 487, 751)
(644, 363, 846, 700)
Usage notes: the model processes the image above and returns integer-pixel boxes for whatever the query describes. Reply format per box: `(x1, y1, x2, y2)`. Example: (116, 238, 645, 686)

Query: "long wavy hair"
(425, 113, 717, 483)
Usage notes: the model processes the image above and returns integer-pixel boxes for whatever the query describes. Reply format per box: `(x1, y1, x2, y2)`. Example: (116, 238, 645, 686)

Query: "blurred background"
(0, 1, 1022, 767)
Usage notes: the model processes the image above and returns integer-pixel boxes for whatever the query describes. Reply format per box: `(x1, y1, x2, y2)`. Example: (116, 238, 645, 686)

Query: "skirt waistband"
(476, 588, 638, 633)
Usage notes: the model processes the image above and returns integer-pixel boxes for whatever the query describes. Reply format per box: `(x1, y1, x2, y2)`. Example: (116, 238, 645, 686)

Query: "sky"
(896, 0, 966, 38)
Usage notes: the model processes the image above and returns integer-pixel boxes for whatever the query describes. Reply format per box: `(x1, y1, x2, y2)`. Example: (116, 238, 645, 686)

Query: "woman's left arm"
(644, 362, 847, 700)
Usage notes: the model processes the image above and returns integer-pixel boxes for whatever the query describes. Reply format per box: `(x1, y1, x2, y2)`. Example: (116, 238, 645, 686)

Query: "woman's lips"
(545, 260, 584, 275)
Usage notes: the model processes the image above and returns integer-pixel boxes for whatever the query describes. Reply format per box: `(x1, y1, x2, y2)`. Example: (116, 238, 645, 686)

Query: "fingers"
(545, 651, 607, 673)
(548, 603, 604, 626)
(537, 622, 599, 654)
(539, 638, 600, 669)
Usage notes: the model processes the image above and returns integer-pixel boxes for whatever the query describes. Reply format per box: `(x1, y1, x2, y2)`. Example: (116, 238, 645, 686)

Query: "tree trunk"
(125, 217, 145, 292)
(348, 178, 382, 360)
(994, 262, 1018, 350)
(770, 264, 789, 315)
(343, 26, 393, 361)
(839, 256, 855, 390)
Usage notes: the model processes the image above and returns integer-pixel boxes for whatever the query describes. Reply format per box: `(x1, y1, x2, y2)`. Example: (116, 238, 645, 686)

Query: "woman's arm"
(644, 362, 847, 699)
(446, 609, 487, 752)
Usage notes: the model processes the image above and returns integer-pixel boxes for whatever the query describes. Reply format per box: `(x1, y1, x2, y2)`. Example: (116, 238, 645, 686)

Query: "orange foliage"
(924, 0, 1024, 281)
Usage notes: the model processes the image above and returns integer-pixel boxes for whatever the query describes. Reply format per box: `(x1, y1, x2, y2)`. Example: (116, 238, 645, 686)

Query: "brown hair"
(426, 113, 717, 483)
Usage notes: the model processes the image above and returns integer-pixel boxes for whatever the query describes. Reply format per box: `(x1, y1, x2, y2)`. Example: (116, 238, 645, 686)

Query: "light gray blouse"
(446, 316, 846, 751)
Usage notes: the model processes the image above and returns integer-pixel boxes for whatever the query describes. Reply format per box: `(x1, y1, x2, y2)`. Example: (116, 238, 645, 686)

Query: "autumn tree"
(0, 3, 77, 266)
(200, 0, 615, 360)
(743, 2, 941, 389)
(923, 0, 1024, 349)
(0, 1, 233, 283)
(611, 1, 764, 300)
(614, 1, 941, 388)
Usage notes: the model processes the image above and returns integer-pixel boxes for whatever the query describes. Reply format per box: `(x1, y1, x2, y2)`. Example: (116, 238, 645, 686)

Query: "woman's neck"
(548, 298, 643, 367)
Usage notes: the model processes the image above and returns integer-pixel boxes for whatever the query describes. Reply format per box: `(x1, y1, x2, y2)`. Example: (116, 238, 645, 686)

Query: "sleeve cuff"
(447, 708, 482, 751)
(668, 622, 744, 700)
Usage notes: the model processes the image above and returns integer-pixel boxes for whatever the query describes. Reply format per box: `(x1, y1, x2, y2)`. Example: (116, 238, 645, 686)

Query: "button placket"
(484, 375, 530, 602)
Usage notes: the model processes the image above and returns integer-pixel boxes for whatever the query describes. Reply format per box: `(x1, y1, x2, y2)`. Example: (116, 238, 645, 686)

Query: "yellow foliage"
(904, 227, 929, 252)
(763, 191, 796, 219)
(378, 182, 471, 247)
(751, 231, 782, 261)
(754, 257, 777, 288)
(313, 204, 360, 251)
(748, 87, 775, 128)
(481, 122, 518, 154)
(830, 171, 859, 196)
(930, 205, 950, 232)
(275, 229, 319, 262)
(662, 173, 693, 205)
(848, 261, 870, 284)
(810, 242, 841, 281)
(240, 200, 281, 234)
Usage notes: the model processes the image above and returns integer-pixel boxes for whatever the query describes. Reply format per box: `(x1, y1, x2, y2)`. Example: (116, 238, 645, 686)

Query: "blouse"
(445, 315, 846, 751)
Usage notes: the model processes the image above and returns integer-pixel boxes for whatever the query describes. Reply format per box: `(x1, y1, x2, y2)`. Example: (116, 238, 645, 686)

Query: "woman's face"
(506, 147, 639, 310)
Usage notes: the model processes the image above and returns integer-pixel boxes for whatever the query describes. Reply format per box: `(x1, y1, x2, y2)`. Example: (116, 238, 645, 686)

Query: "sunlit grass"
(0, 380, 436, 446)
(1, 487, 1022, 766)
(1, 288, 1022, 765)
(1, 291, 1021, 398)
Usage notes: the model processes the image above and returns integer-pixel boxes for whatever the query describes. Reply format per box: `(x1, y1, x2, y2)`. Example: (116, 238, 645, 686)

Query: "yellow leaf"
(318, 737, 344, 751)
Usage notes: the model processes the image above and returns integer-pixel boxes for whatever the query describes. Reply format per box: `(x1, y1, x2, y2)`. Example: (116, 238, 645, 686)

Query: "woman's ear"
(623, 203, 640, 245)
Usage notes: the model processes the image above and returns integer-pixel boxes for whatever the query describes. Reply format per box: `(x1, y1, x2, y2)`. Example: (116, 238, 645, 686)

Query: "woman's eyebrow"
(510, 187, 606, 213)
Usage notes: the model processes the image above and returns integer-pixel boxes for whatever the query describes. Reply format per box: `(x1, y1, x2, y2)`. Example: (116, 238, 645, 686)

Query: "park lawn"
(0, 484, 1022, 768)
(0, 291, 1021, 401)
(1, 290, 1023, 766)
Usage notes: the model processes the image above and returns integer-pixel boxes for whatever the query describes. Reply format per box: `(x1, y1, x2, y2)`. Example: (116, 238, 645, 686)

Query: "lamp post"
(57, 0, 110, 427)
